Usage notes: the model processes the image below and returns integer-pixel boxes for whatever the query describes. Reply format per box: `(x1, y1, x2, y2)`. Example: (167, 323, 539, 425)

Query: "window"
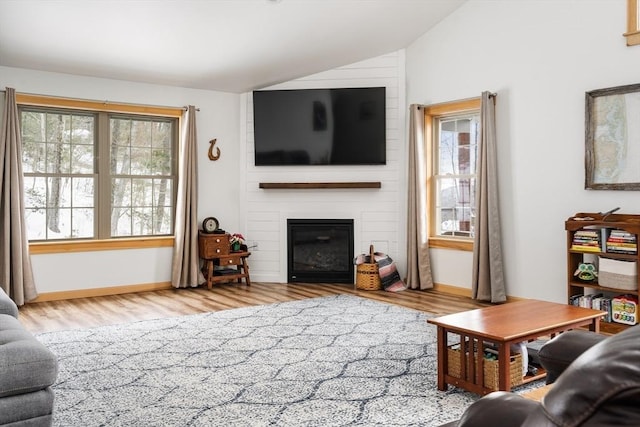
(19, 97, 179, 242)
(21, 109, 96, 240)
(425, 98, 480, 250)
(109, 115, 174, 237)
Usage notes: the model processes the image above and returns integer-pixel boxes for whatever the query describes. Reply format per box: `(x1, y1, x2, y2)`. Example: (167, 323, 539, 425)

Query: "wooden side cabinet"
(198, 231, 251, 289)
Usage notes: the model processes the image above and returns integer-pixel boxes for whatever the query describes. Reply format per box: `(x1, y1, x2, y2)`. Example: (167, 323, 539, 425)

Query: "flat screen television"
(252, 87, 386, 166)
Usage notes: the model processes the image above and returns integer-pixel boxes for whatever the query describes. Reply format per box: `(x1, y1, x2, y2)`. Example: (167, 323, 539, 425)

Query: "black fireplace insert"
(287, 219, 354, 283)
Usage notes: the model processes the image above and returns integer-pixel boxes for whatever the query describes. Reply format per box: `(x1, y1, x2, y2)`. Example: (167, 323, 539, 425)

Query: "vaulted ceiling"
(0, 0, 465, 93)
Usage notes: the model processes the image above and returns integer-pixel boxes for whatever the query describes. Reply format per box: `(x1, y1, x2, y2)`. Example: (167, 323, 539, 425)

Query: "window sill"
(29, 237, 174, 255)
(428, 237, 473, 252)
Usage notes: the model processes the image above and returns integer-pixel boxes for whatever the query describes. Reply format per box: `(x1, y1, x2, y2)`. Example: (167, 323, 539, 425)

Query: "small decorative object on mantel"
(230, 233, 245, 252)
(208, 138, 221, 161)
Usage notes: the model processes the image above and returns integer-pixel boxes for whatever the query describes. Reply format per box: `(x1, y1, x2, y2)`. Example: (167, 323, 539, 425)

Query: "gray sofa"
(0, 288, 58, 426)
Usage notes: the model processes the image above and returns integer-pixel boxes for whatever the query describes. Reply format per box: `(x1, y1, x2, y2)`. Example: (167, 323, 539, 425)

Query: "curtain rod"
(414, 92, 497, 110)
(1, 88, 199, 111)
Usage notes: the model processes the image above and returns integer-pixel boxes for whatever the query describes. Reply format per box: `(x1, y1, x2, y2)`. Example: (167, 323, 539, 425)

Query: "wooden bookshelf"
(565, 212, 640, 333)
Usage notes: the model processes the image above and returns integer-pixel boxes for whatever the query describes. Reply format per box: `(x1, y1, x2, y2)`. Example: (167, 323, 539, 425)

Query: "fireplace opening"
(287, 219, 354, 283)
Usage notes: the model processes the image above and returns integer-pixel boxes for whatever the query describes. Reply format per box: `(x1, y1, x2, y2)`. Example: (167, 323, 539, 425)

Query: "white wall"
(0, 66, 240, 293)
(406, 0, 640, 302)
(4, 0, 636, 300)
(240, 52, 407, 282)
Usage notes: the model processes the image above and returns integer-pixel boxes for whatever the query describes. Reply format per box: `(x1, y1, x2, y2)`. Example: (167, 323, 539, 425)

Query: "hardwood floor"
(18, 282, 492, 334)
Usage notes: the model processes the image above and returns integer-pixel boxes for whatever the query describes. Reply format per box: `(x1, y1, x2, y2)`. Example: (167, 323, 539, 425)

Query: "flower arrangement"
(230, 233, 245, 251)
(230, 233, 245, 245)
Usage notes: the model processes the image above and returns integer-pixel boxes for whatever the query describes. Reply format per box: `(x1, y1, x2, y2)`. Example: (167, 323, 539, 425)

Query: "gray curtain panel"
(171, 105, 202, 288)
(471, 91, 506, 302)
(405, 104, 433, 290)
(0, 88, 38, 305)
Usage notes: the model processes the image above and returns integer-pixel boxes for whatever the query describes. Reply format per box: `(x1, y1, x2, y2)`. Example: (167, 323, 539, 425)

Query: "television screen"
(253, 87, 386, 166)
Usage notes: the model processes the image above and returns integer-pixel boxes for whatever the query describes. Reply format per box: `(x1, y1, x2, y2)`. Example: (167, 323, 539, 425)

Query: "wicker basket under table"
(447, 344, 523, 391)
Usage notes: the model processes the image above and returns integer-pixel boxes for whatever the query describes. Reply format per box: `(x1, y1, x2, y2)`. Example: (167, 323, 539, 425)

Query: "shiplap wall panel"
(240, 51, 406, 282)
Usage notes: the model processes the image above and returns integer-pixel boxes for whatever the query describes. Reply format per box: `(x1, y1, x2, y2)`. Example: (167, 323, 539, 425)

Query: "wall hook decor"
(208, 138, 221, 161)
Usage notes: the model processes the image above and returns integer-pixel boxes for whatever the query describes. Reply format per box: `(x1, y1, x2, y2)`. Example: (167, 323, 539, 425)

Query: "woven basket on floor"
(356, 245, 382, 291)
(447, 344, 523, 390)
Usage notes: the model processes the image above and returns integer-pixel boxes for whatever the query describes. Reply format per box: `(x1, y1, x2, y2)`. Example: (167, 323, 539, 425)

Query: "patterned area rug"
(37, 295, 538, 426)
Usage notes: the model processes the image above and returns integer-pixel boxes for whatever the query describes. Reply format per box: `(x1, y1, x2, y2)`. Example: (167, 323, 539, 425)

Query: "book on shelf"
(569, 293, 616, 323)
(572, 229, 602, 252)
(608, 229, 636, 238)
(605, 229, 637, 254)
(606, 242, 637, 247)
(606, 244, 637, 253)
(571, 245, 601, 252)
(606, 248, 638, 255)
(574, 229, 600, 236)
(607, 235, 636, 243)
(602, 298, 612, 323)
(607, 234, 636, 241)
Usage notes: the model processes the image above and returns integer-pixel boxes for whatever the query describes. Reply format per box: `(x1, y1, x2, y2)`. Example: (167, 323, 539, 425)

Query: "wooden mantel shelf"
(259, 182, 381, 189)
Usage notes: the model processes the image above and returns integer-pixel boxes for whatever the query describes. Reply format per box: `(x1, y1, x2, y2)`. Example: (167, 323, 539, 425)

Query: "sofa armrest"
(538, 329, 606, 384)
(0, 287, 18, 318)
(0, 315, 59, 398)
(439, 392, 538, 427)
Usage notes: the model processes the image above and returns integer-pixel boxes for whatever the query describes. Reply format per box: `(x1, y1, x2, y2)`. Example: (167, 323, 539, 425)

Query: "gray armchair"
(0, 287, 58, 426)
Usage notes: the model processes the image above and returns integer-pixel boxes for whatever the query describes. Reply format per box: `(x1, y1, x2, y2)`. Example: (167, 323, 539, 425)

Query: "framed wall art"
(585, 83, 640, 190)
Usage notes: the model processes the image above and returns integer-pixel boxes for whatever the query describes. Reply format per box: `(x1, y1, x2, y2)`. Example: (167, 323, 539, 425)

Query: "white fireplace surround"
(240, 51, 407, 284)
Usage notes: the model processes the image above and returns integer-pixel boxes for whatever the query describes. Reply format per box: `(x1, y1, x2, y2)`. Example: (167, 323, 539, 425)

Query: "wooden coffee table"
(427, 299, 605, 395)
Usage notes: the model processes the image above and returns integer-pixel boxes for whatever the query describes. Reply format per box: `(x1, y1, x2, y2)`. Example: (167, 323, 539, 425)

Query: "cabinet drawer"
(199, 234, 229, 258)
(217, 255, 243, 266)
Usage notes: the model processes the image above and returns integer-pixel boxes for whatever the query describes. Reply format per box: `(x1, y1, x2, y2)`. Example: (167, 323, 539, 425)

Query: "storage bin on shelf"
(598, 257, 638, 291)
(447, 344, 523, 390)
(355, 245, 382, 291)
